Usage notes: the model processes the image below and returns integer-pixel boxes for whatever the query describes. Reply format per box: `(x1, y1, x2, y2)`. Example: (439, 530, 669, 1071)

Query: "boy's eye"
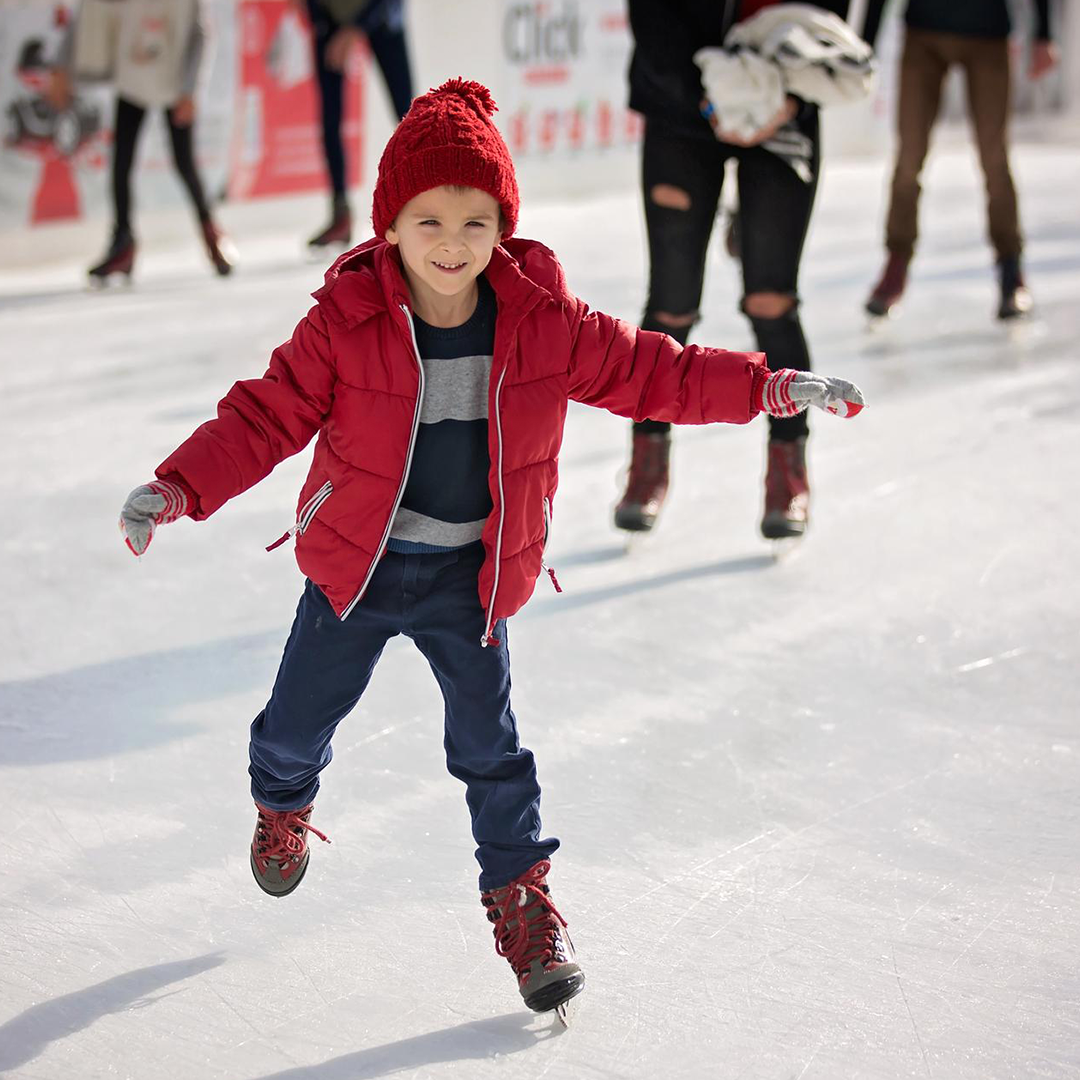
(466, 221, 488, 228)
(419, 219, 439, 226)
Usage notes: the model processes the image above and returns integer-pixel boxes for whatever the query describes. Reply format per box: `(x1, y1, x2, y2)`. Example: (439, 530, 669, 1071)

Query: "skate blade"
(768, 536, 803, 562)
(554, 997, 577, 1028)
(86, 272, 133, 291)
(306, 241, 351, 264)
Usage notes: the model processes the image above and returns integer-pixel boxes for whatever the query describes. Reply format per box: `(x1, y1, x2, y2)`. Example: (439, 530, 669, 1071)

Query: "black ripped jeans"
(637, 113, 820, 442)
(112, 96, 211, 235)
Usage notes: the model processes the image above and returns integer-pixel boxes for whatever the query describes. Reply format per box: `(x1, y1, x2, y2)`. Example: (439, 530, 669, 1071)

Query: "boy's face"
(385, 186, 503, 305)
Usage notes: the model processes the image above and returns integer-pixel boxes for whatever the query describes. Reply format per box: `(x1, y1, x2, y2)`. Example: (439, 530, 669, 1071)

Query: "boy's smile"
(385, 186, 503, 327)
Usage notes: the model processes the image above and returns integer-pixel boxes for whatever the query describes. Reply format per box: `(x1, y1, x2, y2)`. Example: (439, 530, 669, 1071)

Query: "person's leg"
(884, 29, 951, 262)
(737, 115, 820, 537)
(165, 103, 236, 274)
(959, 34, 1030, 316)
(164, 105, 212, 222)
(111, 96, 147, 237)
(407, 544, 557, 892)
(249, 575, 399, 811)
(88, 97, 143, 279)
(365, 0, 414, 120)
(638, 122, 727, 420)
(960, 36, 1019, 261)
(615, 123, 727, 530)
(307, 0, 347, 201)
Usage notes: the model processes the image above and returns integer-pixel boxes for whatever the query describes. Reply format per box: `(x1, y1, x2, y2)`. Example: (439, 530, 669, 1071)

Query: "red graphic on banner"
(230, 0, 364, 200)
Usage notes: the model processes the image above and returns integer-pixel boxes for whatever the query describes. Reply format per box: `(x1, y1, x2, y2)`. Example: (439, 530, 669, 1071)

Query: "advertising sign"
(498, 0, 642, 158)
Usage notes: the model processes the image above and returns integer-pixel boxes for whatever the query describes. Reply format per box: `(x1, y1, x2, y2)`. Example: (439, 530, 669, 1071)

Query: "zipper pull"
(266, 524, 298, 552)
(542, 561, 563, 593)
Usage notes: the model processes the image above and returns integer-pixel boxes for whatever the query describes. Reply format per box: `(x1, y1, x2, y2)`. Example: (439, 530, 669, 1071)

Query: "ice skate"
(307, 197, 352, 256)
(997, 256, 1033, 321)
(481, 860, 585, 1018)
(88, 228, 136, 287)
(865, 252, 908, 321)
(761, 437, 809, 541)
(614, 431, 670, 533)
(201, 219, 237, 277)
(249, 802, 329, 898)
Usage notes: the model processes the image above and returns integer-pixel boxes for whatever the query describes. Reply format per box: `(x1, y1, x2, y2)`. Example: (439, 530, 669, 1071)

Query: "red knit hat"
(371, 78, 519, 240)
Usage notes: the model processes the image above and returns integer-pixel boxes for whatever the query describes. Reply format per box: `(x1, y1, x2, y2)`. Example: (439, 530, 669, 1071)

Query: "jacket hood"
(311, 236, 573, 330)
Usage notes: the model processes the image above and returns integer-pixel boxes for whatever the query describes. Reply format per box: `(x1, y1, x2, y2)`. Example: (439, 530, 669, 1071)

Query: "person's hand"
(46, 69, 72, 111)
(119, 479, 192, 556)
(325, 26, 362, 72)
(703, 95, 798, 147)
(1029, 40, 1058, 81)
(171, 96, 195, 127)
(759, 369, 865, 418)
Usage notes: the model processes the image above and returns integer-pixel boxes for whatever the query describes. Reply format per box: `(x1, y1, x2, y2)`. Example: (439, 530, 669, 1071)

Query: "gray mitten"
(119, 480, 191, 555)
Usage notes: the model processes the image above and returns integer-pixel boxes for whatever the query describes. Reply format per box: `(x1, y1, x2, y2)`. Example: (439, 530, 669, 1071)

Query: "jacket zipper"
(265, 480, 333, 551)
(481, 363, 510, 646)
(340, 304, 425, 620)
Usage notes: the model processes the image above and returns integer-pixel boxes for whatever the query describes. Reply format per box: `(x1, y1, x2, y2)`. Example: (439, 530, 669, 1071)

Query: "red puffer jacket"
(156, 237, 768, 643)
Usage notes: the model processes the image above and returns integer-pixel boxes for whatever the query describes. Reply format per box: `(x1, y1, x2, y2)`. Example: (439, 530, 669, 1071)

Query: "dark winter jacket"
(627, 0, 853, 138)
(156, 239, 768, 641)
(861, 0, 1052, 49)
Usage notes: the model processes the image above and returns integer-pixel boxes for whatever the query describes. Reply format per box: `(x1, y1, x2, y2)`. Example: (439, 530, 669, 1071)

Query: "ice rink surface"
(1, 139, 1078, 1079)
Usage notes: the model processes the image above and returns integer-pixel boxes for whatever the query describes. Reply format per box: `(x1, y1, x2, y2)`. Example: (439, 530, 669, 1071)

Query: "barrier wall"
(1, 0, 1076, 238)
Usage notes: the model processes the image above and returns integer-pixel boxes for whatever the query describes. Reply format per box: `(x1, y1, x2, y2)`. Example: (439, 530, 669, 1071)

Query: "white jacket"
(63, 0, 206, 109)
(694, 3, 874, 142)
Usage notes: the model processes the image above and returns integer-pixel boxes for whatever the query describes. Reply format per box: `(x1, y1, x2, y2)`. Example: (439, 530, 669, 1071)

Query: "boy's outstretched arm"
(564, 301, 863, 423)
(565, 300, 768, 425)
(118, 307, 337, 555)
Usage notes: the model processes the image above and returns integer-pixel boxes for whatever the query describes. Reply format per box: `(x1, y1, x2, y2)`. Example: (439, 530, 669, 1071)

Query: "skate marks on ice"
(239, 1010, 565, 1080)
(0, 953, 225, 1075)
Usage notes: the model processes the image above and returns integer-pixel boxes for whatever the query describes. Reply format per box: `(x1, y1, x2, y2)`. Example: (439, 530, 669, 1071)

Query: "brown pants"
(886, 28, 1021, 261)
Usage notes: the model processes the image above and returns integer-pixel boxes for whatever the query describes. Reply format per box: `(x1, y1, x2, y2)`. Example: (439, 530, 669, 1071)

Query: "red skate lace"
(488, 860, 568, 979)
(255, 805, 330, 865)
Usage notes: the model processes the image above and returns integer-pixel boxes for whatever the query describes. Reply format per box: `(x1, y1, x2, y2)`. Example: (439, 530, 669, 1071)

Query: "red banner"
(229, 0, 365, 200)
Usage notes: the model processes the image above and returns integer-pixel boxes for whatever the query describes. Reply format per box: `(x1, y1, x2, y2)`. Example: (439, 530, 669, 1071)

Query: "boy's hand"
(759, 369, 865, 419)
(119, 479, 192, 556)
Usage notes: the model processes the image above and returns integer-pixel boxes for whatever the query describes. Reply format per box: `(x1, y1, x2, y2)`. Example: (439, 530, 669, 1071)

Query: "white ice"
(1, 136, 1078, 1080)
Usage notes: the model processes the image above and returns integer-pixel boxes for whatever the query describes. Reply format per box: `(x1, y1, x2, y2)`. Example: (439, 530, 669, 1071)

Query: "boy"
(119, 78, 864, 1017)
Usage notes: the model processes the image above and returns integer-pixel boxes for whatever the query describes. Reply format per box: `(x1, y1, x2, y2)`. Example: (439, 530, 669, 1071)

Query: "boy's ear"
(385, 223, 399, 246)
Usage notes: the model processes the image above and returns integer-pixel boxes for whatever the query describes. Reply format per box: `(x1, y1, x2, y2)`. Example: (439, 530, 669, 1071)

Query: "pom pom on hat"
(372, 78, 519, 240)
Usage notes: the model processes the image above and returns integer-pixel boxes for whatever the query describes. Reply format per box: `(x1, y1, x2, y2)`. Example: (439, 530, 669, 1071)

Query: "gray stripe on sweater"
(419, 355, 492, 424)
(388, 507, 486, 548)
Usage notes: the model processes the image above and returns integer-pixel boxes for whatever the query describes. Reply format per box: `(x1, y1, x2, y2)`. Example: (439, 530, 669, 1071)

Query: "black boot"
(88, 227, 136, 284)
(997, 256, 1032, 320)
(308, 196, 352, 250)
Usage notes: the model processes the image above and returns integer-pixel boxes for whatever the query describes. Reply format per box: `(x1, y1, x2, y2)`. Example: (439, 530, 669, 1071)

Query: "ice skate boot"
(307, 197, 352, 253)
(761, 437, 809, 540)
(614, 431, 670, 532)
(865, 252, 908, 319)
(88, 228, 135, 286)
(482, 860, 584, 1021)
(997, 256, 1032, 320)
(250, 802, 329, 897)
(201, 218, 237, 277)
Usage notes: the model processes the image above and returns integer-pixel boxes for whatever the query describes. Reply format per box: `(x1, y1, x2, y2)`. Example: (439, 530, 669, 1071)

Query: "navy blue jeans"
(249, 543, 558, 890)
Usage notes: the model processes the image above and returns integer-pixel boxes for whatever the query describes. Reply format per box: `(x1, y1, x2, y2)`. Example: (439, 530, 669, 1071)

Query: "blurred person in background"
(615, 0, 874, 540)
(295, 0, 413, 252)
(48, 0, 236, 283)
(863, 0, 1058, 321)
